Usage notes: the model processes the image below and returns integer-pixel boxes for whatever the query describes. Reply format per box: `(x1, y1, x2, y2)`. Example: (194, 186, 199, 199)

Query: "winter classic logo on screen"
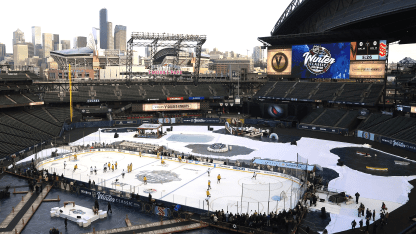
(303, 45, 336, 75)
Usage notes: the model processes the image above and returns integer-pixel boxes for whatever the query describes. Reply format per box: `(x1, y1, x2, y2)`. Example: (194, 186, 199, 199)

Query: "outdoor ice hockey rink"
(29, 125, 416, 233)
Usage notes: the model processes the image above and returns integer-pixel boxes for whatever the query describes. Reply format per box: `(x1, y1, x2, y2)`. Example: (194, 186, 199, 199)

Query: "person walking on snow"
(351, 220, 357, 229)
(355, 192, 360, 204)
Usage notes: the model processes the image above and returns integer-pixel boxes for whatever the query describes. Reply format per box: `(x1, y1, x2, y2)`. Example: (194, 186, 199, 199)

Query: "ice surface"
(20, 125, 415, 234)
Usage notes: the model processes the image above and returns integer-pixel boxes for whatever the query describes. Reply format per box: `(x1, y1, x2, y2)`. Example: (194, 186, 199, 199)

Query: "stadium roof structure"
(50, 47, 94, 57)
(259, 0, 416, 46)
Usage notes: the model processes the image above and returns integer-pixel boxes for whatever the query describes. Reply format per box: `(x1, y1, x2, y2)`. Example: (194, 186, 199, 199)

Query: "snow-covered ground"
(19, 126, 416, 234)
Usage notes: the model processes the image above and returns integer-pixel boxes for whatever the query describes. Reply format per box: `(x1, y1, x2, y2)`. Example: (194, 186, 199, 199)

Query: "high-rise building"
(145, 47, 150, 57)
(61, 40, 70, 50)
(99, 8, 108, 49)
(31, 26, 41, 56)
(92, 27, 100, 49)
(73, 37, 77, 49)
(0, 43, 5, 60)
(13, 44, 28, 67)
(42, 33, 53, 58)
(25, 42, 34, 58)
(77, 36, 87, 48)
(114, 25, 126, 52)
(107, 22, 114, 50)
(53, 34, 59, 46)
(13, 29, 25, 45)
(252, 46, 261, 63)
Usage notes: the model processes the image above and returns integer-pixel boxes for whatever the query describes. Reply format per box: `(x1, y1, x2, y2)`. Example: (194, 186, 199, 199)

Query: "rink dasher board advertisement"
(380, 136, 416, 153)
(298, 124, 348, 135)
(79, 188, 141, 209)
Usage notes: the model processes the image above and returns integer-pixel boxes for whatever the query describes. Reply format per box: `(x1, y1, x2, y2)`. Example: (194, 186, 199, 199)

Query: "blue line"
(161, 168, 215, 199)
(97, 160, 158, 185)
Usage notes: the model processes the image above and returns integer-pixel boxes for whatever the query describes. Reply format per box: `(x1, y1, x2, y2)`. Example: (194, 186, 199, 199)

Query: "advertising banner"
(182, 118, 221, 124)
(115, 120, 137, 125)
(79, 188, 141, 209)
(253, 159, 315, 171)
(292, 43, 350, 79)
(349, 61, 385, 78)
(380, 136, 416, 153)
(298, 124, 348, 134)
(167, 97, 184, 101)
(142, 103, 200, 112)
(379, 40, 387, 60)
(267, 47, 292, 76)
(356, 130, 375, 141)
(189, 97, 205, 100)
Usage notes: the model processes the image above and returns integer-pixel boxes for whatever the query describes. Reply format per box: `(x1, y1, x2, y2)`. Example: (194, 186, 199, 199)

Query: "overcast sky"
(1, 0, 414, 62)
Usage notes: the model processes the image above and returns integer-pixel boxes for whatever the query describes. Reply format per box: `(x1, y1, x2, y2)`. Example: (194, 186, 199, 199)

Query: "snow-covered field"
(21, 126, 416, 233)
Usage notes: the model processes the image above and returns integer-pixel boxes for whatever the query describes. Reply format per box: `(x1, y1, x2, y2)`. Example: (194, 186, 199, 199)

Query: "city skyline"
(0, 0, 414, 63)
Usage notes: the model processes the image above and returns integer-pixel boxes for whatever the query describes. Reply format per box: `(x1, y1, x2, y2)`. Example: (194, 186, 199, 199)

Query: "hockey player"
(252, 172, 257, 180)
(178, 156, 182, 162)
(115, 161, 117, 170)
(111, 164, 114, 172)
(90, 166, 93, 175)
(207, 168, 210, 177)
(161, 159, 166, 165)
(64, 161, 66, 169)
(108, 162, 111, 170)
(139, 151, 142, 157)
(217, 174, 221, 184)
(206, 189, 211, 197)
(143, 176, 147, 185)
(208, 180, 211, 190)
(122, 169, 125, 179)
(103, 163, 107, 173)
(94, 166, 97, 175)
(73, 164, 78, 172)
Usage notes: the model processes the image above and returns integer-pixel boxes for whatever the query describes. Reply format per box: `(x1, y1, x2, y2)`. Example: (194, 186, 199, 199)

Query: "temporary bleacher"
(310, 83, 343, 101)
(300, 108, 326, 124)
(362, 116, 416, 137)
(165, 85, 188, 97)
(362, 84, 384, 104)
(286, 82, 318, 99)
(254, 82, 275, 97)
(268, 82, 296, 98)
(312, 109, 347, 127)
(143, 85, 166, 99)
(0, 95, 16, 105)
(357, 113, 393, 130)
(392, 125, 416, 143)
(335, 83, 370, 103)
(334, 110, 359, 128)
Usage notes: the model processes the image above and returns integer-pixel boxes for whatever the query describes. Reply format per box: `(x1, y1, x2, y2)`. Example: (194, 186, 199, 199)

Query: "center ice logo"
(303, 45, 336, 75)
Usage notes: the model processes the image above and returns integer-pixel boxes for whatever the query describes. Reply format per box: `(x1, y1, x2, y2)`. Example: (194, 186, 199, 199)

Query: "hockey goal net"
(69, 154, 78, 162)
